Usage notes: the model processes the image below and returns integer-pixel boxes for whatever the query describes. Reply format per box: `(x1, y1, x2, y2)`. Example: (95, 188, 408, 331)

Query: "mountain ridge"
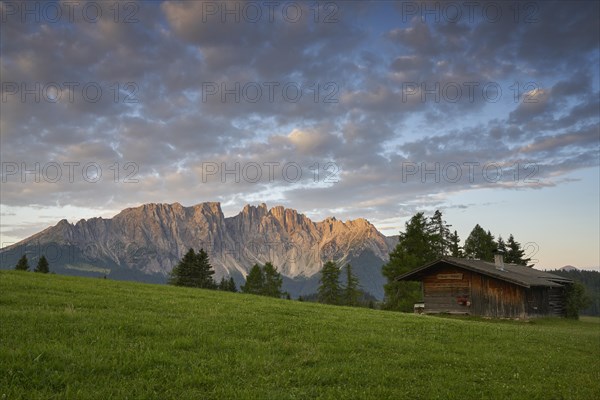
(0, 202, 395, 298)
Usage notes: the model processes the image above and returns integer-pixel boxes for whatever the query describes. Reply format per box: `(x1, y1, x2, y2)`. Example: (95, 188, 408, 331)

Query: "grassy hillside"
(1, 271, 599, 399)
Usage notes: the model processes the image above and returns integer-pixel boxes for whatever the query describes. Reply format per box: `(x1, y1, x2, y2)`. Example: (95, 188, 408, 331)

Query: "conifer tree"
(318, 261, 341, 305)
(564, 282, 591, 319)
(449, 230, 463, 257)
(505, 234, 533, 267)
(428, 210, 452, 257)
(194, 248, 216, 289)
(241, 264, 264, 294)
(168, 248, 216, 288)
(262, 262, 283, 298)
(343, 263, 361, 306)
(497, 235, 507, 255)
(34, 255, 49, 273)
(169, 248, 196, 286)
(15, 255, 29, 271)
(227, 277, 237, 292)
(218, 276, 238, 292)
(382, 212, 435, 311)
(463, 224, 497, 262)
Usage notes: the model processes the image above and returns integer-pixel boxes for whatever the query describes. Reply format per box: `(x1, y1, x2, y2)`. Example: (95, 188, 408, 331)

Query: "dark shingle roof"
(396, 256, 573, 288)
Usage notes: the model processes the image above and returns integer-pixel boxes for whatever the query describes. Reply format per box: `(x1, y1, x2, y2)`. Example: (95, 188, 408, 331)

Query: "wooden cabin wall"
(547, 287, 567, 317)
(422, 265, 471, 314)
(525, 287, 549, 317)
(417, 262, 568, 318)
(470, 274, 526, 318)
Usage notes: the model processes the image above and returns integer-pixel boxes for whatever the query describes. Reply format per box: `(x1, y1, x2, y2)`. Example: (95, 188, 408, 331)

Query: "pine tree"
(227, 277, 237, 292)
(428, 210, 452, 257)
(34, 255, 49, 273)
(497, 235, 507, 255)
(168, 248, 196, 286)
(382, 212, 435, 311)
(218, 277, 228, 290)
(343, 263, 361, 306)
(218, 276, 238, 292)
(241, 264, 264, 294)
(262, 262, 283, 298)
(463, 224, 497, 262)
(505, 234, 533, 267)
(318, 261, 341, 305)
(193, 248, 216, 289)
(15, 255, 29, 271)
(449, 230, 463, 257)
(168, 248, 216, 288)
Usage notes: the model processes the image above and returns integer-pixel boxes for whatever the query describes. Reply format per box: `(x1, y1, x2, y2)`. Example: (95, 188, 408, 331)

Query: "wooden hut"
(396, 254, 573, 318)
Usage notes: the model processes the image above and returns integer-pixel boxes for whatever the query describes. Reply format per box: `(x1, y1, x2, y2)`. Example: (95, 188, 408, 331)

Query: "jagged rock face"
(1, 202, 393, 281)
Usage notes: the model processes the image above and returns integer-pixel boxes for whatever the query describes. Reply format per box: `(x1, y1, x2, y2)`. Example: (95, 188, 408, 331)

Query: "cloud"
(0, 0, 598, 251)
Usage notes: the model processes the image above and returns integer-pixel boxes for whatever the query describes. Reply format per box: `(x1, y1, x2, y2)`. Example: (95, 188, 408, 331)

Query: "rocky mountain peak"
(1, 202, 393, 298)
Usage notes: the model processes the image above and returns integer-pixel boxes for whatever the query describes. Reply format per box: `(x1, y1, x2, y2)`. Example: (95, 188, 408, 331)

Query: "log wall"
(422, 262, 528, 318)
(470, 273, 526, 318)
(422, 265, 472, 314)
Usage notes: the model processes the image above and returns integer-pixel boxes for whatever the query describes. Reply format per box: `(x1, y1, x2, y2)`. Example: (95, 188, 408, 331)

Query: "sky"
(0, 0, 599, 270)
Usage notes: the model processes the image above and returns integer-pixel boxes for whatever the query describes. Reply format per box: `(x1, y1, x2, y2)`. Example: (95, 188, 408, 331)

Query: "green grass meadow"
(1, 271, 599, 399)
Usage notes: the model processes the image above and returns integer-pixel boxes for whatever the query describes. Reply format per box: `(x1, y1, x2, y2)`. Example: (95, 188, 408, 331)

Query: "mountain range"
(0, 202, 398, 298)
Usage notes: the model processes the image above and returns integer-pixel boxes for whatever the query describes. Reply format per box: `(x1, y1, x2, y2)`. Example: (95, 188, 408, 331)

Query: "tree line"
(168, 248, 290, 298)
(168, 248, 237, 292)
(316, 261, 363, 306)
(168, 248, 371, 308)
(13, 254, 50, 273)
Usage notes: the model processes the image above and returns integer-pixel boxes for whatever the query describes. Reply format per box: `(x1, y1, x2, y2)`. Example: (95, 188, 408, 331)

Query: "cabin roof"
(396, 256, 573, 288)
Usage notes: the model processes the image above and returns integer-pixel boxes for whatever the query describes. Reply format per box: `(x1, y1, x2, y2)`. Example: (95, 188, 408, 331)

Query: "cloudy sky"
(1, 0, 598, 269)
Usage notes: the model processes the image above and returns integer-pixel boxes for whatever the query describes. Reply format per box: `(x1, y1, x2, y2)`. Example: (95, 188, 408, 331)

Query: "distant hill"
(0, 202, 394, 299)
(560, 265, 578, 271)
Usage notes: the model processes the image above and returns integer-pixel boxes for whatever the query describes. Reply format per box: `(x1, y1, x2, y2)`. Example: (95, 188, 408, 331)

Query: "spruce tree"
(449, 230, 463, 257)
(262, 262, 283, 298)
(227, 277, 237, 292)
(318, 261, 341, 305)
(382, 212, 435, 311)
(34, 255, 49, 273)
(241, 264, 264, 294)
(343, 263, 361, 306)
(428, 210, 452, 257)
(15, 255, 29, 271)
(463, 224, 497, 262)
(218, 277, 228, 290)
(505, 234, 533, 267)
(169, 248, 196, 287)
(218, 276, 238, 292)
(497, 235, 507, 255)
(193, 248, 216, 289)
